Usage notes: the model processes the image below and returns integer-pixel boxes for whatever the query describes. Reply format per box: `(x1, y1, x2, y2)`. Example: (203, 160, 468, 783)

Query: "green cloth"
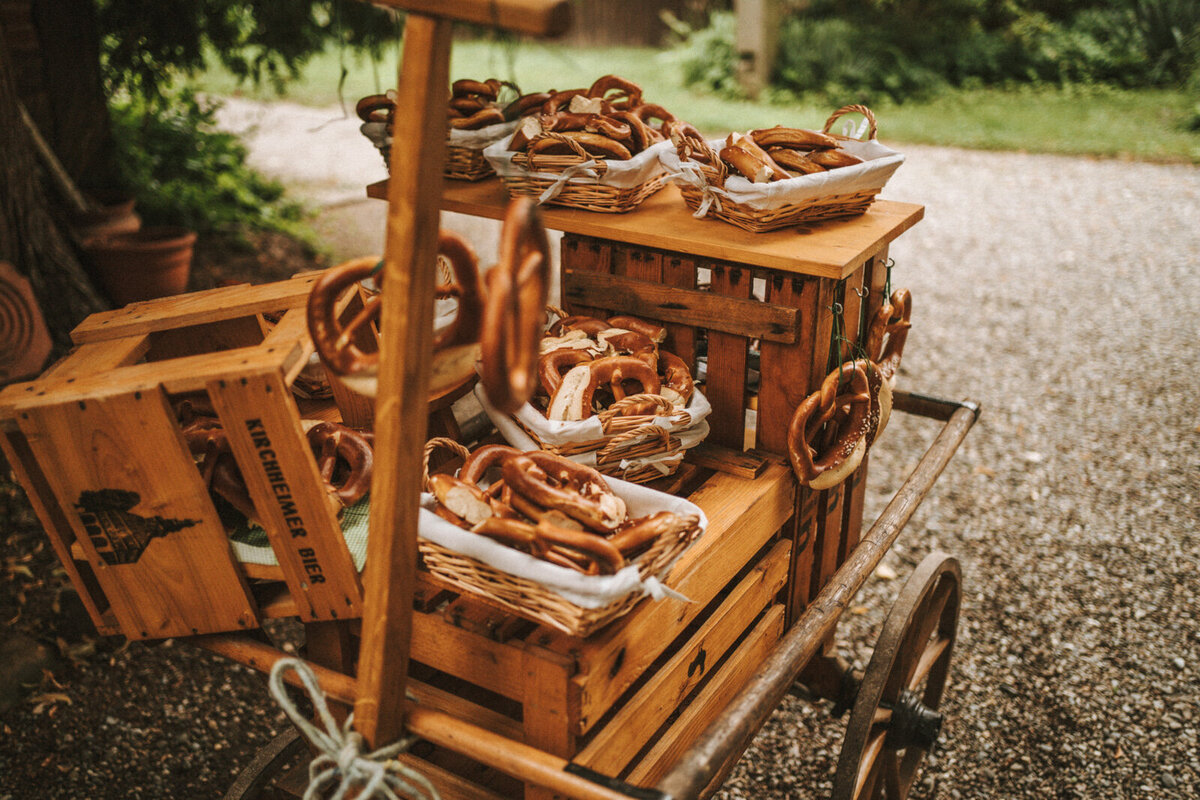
(230, 496, 371, 571)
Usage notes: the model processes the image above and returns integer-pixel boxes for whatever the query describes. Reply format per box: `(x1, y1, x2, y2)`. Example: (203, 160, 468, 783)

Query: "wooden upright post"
(351, 0, 572, 751)
(734, 0, 780, 98)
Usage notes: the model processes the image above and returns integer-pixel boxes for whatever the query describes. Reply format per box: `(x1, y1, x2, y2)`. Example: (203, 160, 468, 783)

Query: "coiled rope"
(268, 657, 440, 800)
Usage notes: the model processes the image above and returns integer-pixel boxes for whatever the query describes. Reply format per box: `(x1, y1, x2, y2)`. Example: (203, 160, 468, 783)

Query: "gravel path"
(1, 98, 1197, 799)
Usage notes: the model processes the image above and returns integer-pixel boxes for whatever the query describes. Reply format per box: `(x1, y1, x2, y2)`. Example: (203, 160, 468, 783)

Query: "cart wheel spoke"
(831, 552, 962, 800)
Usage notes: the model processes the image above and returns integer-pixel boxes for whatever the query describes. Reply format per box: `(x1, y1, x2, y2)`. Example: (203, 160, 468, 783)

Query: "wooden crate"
(559, 233, 895, 621)
(0, 276, 366, 641)
(256, 458, 796, 800)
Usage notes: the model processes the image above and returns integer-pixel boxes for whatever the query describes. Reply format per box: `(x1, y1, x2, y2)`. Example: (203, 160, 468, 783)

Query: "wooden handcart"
(0, 3, 979, 798)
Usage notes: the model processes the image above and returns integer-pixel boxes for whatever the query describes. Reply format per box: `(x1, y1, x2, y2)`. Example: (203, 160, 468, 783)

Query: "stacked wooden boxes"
(0, 276, 366, 640)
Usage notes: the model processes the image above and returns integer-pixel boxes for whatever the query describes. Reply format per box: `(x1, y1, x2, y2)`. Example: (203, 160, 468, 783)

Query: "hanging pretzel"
(478, 197, 552, 414)
(787, 361, 874, 490)
(865, 288, 912, 389)
(305, 422, 374, 509)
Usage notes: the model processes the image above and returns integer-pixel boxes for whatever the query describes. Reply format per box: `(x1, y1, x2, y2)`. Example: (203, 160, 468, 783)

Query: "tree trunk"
(0, 15, 109, 355)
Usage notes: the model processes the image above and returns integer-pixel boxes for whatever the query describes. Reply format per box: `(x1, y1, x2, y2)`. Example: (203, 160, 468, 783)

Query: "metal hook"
(853, 286, 869, 299)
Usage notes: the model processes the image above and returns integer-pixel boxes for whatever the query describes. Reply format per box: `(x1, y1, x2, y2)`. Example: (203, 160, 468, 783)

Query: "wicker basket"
(484, 132, 669, 213)
(418, 438, 705, 636)
(665, 105, 904, 233)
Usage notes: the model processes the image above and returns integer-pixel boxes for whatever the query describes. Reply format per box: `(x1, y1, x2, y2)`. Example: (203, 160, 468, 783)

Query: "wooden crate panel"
(208, 370, 363, 622)
(14, 388, 258, 639)
(575, 538, 791, 774)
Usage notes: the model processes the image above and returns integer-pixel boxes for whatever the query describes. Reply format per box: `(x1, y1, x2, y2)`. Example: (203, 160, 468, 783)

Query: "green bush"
(109, 88, 306, 236)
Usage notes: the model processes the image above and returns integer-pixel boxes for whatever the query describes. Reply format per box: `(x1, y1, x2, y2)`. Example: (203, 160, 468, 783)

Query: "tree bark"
(0, 15, 109, 355)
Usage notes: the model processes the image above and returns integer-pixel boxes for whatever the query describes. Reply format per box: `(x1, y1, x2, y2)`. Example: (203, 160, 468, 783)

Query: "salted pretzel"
(547, 355, 663, 421)
(457, 443, 523, 487)
(501, 451, 626, 532)
(750, 125, 839, 152)
(597, 328, 658, 368)
(305, 422, 374, 509)
(527, 131, 633, 161)
(865, 288, 912, 389)
(450, 107, 506, 130)
(786, 361, 874, 490)
(608, 510, 689, 559)
(479, 197, 553, 414)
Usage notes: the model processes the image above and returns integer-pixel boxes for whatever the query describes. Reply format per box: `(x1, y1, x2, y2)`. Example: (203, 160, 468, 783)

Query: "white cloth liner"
(360, 118, 519, 155)
(483, 134, 672, 191)
(475, 379, 713, 447)
(659, 135, 905, 214)
(419, 474, 707, 609)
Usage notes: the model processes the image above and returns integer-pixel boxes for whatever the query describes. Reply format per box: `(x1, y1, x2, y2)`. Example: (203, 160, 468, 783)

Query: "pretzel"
(538, 347, 595, 397)
(631, 103, 676, 128)
(548, 314, 610, 337)
(449, 95, 489, 114)
(729, 133, 790, 181)
(470, 516, 625, 575)
(547, 355, 663, 421)
(865, 288, 912, 389)
(658, 350, 694, 407)
(479, 197, 552, 414)
(457, 443, 523, 487)
(528, 132, 632, 161)
(750, 125, 839, 151)
(720, 143, 779, 184)
(306, 422, 374, 508)
(607, 315, 666, 344)
(808, 148, 864, 169)
(355, 94, 393, 123)
(451, 78, 498, 100)
(540, 89, 590, 115)
(450, 107, 506, 130)
(503, 91, 554, 120)
(587, 75, 643, 110)
(766, 147, 825, 176)
(307, 256, 383, 380)
(606, 110, 656, 153)
(608, 510, 691, 558)
(428, 473, 494, 526)
(862, 359, 892, 448)
(786, 361, 873, 490)
(596, 328, 657, 368)
(433, 232, 486, 351)
(501, 451, 626, 532)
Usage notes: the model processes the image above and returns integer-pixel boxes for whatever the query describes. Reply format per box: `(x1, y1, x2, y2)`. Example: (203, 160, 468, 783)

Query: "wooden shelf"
(368, 177, 923, 280)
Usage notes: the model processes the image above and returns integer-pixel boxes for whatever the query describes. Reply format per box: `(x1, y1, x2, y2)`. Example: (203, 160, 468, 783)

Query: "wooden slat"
(356, 12, 453, 748)
(70, 274, 320, 344)
(705, 263, 753, 449)
(363, 0, 571, 37)
(684, 442, 769, 479)
(208, 370, 363, 621)
(576, 539, 790, 774)
(435, 180, 925, 280)
(15, 389, 258, 639)
(560, 234, 613, 320)
(523, 646, 578, 800)
(562, 268, 800, 344)
(38, 336, 149, 379)
(392, 754, 511, 800)
(756, 275, 819, 454)
(661, 253, 698, 368)
(624, 605, 786, 786)
(556, 464, 794, 733)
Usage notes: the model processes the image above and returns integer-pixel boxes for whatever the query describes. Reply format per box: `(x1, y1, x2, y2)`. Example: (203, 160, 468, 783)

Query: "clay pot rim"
(85, 226, 197, 252)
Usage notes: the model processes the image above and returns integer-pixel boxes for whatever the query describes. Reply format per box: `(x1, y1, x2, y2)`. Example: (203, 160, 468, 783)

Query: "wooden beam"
(363, 0, 572, 37)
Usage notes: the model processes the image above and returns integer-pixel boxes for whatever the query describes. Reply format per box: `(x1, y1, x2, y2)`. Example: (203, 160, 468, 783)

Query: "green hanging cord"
(884, 257, 896, 303)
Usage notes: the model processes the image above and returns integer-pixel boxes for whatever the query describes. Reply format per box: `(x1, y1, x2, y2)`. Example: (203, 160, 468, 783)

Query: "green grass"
(193, 39, 1200, 164)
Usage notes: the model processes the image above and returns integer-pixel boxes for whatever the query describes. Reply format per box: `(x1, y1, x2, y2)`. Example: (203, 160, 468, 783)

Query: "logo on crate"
(74, 489, 199, 565)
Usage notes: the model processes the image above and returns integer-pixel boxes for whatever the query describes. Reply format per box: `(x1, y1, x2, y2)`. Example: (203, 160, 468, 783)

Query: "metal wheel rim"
(831, 551, 962, 800)
(223, 728, 305, 800)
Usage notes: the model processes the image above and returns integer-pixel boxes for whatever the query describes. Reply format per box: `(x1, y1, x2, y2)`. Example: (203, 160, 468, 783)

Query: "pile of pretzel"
(428, 444, 697, 576)
(673, 125, 864, 185)
(786, 289, 912, 490)
(306, 198, 551, 414)
(507, 74, 685, 162)
(174, 398, 374, 524)
(533, 313, 695, 421)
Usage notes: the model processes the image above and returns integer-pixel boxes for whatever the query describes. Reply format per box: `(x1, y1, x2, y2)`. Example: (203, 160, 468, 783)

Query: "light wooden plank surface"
(372, 179, 923, 279)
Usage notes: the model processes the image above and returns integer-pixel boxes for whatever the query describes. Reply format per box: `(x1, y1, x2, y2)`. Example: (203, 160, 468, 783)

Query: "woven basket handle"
(822, 104, 878, 141)
(594, 423, 673, 464)
(525, 132, 611, 176)
(598, 393, 674, 427)
(422, 436, 472, 491)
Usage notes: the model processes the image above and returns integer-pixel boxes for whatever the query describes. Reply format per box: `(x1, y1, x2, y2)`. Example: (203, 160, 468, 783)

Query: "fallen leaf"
(973, 465, 996, 477)
(874, 563, 897, 580)
(851, 605, 869, 615)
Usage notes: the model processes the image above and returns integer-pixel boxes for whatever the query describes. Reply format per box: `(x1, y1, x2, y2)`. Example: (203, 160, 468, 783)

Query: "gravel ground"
(1, 98, 1198, 799)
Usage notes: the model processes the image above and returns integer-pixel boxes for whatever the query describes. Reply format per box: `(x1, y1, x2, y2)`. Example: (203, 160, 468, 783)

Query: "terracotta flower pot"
(72, 196, 142, 247)
(85, 226, 197, 306)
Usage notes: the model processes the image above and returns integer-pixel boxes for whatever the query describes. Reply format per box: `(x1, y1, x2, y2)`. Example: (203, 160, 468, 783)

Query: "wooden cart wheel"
(222, 728, 304, 800)
(831, 551, 961, 800)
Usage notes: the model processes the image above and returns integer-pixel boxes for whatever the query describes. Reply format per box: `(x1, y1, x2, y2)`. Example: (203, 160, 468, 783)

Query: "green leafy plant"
(108, 88, 306, 236)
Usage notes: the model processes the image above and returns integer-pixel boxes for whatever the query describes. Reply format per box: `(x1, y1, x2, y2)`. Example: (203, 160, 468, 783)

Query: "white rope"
(268, 657, 441, 800)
